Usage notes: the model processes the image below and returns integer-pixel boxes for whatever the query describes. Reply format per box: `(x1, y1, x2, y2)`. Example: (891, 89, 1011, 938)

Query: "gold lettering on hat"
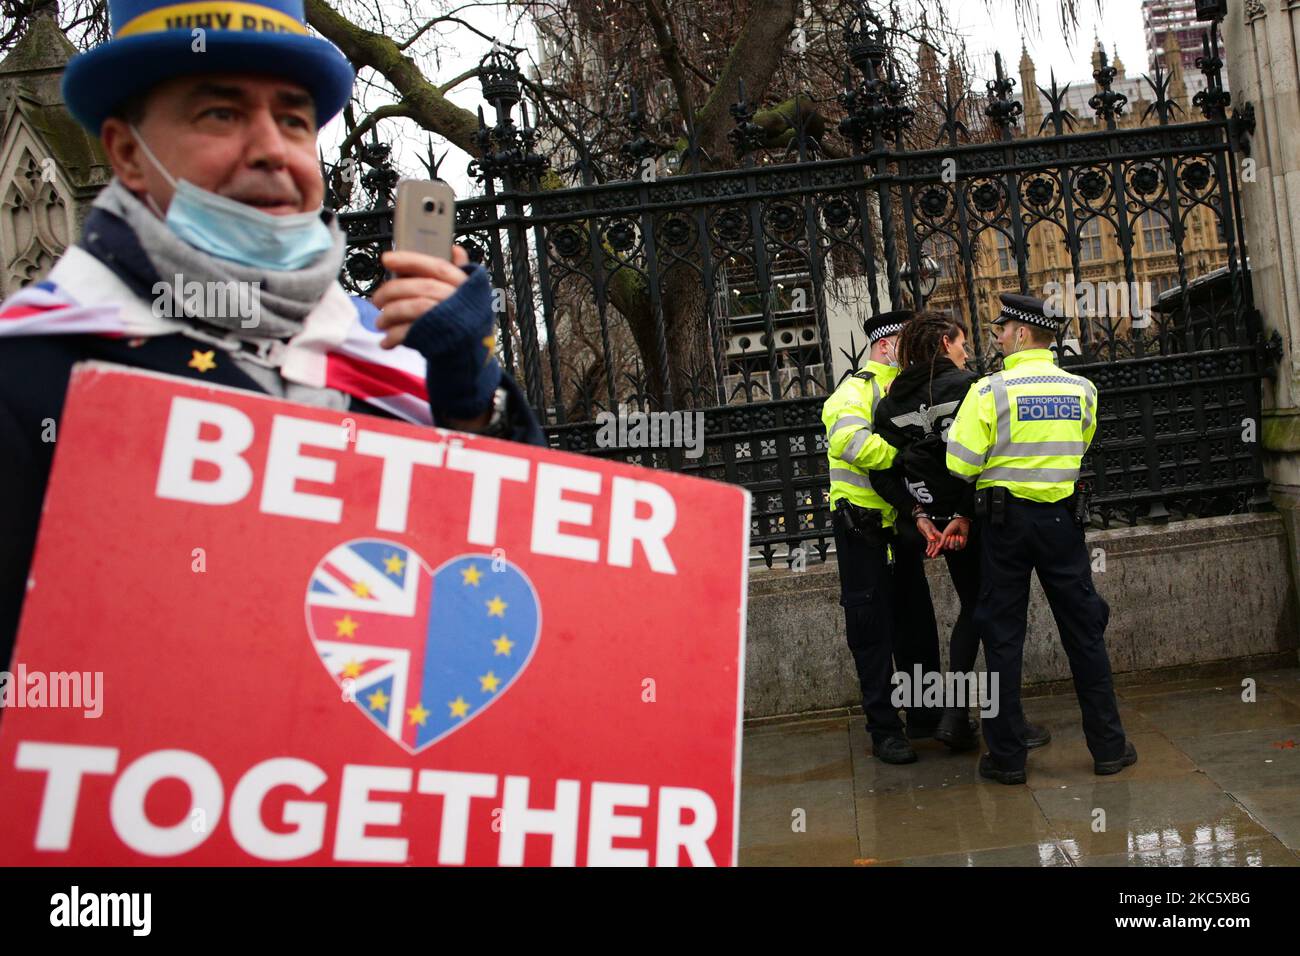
(116, 2, 310, 38)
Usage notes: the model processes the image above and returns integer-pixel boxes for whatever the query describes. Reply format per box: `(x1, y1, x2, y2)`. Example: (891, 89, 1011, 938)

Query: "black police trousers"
(832, 519, 942, 744)
(975, 496, 1126, 771)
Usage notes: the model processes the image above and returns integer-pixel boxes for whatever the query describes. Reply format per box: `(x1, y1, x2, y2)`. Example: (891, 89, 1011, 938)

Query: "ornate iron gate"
(337, 4, 1275, 567)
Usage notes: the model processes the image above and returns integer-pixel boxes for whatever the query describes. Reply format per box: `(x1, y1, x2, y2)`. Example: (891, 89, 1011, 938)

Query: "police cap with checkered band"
(863, 309, 913, 344)
(992, 293, 1065, 332)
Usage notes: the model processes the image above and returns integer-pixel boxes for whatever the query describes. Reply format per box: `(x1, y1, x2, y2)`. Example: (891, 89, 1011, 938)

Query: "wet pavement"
(739, 667, 1300, 866)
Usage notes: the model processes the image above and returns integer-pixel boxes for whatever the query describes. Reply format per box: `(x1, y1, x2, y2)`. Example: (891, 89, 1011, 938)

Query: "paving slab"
(1169, 724, 1300, 792)
(1231, 787, 1300, 853)
(739, 719, 859, 866)
(1032, 775, 1274, 861)
(856, 782, 1057, 861)
(1252, 669, 1300, 708)
(1124, 685, 1300, 737)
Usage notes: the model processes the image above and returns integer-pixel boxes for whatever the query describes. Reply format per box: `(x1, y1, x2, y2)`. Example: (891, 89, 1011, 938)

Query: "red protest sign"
(0, 364, 749, 866)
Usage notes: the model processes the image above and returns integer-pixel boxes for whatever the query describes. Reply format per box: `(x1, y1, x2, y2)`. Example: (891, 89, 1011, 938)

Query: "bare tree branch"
(642, 0, 695, 122)
(437, 66, 483, 94)
(304, 0, 483, 155)
(337, 103, 415, 156)
(399, 14, 521, 52)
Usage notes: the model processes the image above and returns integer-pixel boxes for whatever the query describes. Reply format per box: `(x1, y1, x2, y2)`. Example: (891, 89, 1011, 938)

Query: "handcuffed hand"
(915, 515, 944, 558)
(939, 516, 971, 552)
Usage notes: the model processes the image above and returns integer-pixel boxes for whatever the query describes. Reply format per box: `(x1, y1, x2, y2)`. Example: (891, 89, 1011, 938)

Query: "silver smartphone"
(392, 179, 456, 259)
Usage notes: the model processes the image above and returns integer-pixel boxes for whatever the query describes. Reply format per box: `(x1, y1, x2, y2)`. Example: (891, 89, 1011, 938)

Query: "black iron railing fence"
(336, 3, 1277, 567)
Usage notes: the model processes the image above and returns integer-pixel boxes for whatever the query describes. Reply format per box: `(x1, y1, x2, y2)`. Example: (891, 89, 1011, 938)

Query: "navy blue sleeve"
(400, 266, 502, 422)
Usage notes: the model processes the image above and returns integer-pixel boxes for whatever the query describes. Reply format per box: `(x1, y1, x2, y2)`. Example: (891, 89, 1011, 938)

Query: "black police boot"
(1023, 720, 1052, 749)
(978, 753, 1026, 785)
(874, 736, 918, 765)
(934, 707, 979, 752)
(1094, 740, 1138, 775)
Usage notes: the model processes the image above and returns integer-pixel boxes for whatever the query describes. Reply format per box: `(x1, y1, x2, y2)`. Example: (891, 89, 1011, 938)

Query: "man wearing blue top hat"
(0, 1, 543, 664)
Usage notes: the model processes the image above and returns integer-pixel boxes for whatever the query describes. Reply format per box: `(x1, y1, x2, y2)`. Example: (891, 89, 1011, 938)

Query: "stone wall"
(743, 513, 1298, 719)
(1224, 1, 1300, 619)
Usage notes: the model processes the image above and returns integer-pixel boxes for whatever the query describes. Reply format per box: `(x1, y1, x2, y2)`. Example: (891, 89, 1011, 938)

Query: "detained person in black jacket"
(873, 313, 1049, 752)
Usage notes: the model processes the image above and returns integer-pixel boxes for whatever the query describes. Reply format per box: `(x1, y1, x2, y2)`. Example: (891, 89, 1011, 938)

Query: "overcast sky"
(321, 0, 1155, 198)
(960, 0, 1149, 81)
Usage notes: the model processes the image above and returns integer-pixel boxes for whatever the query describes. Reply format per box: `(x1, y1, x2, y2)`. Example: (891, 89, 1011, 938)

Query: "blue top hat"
(62, 0, 356, 133)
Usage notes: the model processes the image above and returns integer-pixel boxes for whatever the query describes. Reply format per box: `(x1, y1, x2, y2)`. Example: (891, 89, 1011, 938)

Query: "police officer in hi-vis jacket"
(822, 311, 942, 765)
(946, 293, 1136, 785)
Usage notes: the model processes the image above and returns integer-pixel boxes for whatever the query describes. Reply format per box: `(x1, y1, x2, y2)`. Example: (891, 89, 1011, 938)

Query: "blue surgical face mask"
(130, 125, 334, 271)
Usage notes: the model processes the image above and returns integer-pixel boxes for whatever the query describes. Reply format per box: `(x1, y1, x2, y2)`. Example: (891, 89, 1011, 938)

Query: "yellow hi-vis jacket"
(945, 348, 1098, 503)
(822, 360, 900, 526)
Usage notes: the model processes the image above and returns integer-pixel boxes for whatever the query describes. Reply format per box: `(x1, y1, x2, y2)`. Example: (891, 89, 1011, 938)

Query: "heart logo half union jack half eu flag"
(304, 539, 541, 754)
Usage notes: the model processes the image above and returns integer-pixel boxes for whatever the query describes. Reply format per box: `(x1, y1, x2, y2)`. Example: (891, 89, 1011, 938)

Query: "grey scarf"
(93, 178, 346, 340)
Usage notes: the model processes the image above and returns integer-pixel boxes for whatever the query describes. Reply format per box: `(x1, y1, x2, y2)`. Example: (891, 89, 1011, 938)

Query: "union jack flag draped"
(0, 246, 434, 425)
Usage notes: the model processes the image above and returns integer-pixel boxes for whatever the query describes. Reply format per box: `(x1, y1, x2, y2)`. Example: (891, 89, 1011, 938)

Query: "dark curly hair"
(896, 310, 969, 403)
